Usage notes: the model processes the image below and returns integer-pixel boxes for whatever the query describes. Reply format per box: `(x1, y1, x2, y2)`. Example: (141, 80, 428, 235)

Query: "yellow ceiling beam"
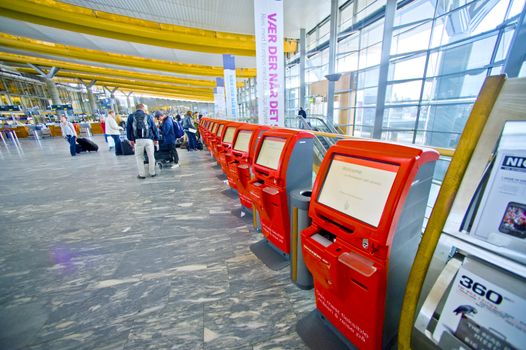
(18, 67, 214, 95)
(1, 52, 245, 87)
(0, 52, 216, 87)
(0, 33, 257, 78)
(0, 0, 297, 56)
(54, 77, 213, 99)
(55, 77, 213, 102)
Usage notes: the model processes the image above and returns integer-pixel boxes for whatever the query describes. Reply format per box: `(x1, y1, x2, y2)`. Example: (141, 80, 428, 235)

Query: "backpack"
(132, 111, 149, 139)
(173, 119, 184, 139)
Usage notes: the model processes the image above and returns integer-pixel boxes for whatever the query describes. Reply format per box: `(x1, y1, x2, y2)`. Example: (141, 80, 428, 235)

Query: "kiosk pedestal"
(299, 139, 438, 350)
(248, 129, 314, 270)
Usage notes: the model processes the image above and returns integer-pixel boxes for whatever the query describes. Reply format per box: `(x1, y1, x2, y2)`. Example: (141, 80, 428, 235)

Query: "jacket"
(160, 116, 176, 145)
(126, 110, 159, 142)
(105, 116, 120, 135)
(60, 121, 77, 137)
(182, 115, 194, 130)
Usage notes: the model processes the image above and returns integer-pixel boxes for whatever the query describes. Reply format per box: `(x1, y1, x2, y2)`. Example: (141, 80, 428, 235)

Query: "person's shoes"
(137, 175, 146, 179)
(173, 163, 180, 168)
(150, 174, 157, 178)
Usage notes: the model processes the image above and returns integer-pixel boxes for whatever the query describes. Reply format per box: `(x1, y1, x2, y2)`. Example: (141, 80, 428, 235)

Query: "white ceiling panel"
(62, 0, 331, 38)
(0, 17, 257, 68)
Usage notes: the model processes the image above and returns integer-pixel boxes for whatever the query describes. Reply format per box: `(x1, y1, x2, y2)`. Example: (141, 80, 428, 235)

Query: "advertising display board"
(433, 258, 525, 350)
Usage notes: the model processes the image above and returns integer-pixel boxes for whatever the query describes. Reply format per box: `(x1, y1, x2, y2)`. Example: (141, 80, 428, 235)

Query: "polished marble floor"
(0, 135, 314, 350)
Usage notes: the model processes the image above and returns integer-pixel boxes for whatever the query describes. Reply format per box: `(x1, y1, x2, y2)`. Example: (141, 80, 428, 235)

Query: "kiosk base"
(249, 239, 289, 271)
(216, 173, 227, 181)
(220, 188, 238, 200)
(230, 206, 253, 225)
(296, 310, 357, 350)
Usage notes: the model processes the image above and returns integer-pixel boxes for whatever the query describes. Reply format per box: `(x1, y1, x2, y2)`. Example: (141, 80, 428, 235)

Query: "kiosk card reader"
(248, 129, 314, 265)
(300, 139, 438, 349)
(227, 124, 269, 204)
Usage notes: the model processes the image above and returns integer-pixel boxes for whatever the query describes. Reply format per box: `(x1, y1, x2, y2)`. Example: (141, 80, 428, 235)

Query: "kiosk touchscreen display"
(216, 124, 224, 136)
(256, 137, 286, 170)
(233, 130, 252, 152)
(223, 127, 236, 143)
(318, 155, 399, 227)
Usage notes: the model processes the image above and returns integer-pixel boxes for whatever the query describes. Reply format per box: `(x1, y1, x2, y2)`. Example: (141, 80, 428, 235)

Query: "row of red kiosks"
(199, 118, 439, 349)
(199, 118, 315, 268)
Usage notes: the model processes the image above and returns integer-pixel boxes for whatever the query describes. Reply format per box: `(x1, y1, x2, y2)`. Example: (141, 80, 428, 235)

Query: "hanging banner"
(223, 54, 239, 119)
(254, 0, 285, 127)
(214, 77, 226, 119)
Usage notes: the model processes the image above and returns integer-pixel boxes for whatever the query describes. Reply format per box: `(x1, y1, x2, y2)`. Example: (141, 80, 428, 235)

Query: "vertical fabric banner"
(214, 78, 226, 119)
(254, 0, 285, 126)
(223, 54, 239, 119)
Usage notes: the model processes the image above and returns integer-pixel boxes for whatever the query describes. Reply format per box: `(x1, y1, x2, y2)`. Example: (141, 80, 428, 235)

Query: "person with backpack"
(182, 110, 197, 151)
(155, 111, 180, 168)
(126, 104, 159, 179)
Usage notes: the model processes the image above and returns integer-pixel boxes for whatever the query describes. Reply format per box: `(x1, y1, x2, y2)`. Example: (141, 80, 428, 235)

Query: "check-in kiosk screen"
(233, 130, 252, 152)
(223, 127, 236, 143)
(255, 137, 286, 170)
(216, 124, 224, 136)
(318, 155, 399, 227)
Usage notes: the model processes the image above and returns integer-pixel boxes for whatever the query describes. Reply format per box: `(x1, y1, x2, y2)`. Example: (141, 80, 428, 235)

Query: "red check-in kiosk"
(248, 129, 314, 260)
(300, 139, 438, 350)
(227, 124, 270, 205)
(210, 122, 226, 160)
(203, 121, 218, 149)
(217, 122, 243, 175)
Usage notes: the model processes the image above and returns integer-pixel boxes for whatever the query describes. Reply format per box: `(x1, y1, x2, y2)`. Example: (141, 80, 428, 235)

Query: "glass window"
(422, 69, 487, 101)
(356, 67, 380, 89)
(389, 54, 427, 80)
(355, 87, 378, 107)
(394, 0, 436, 26)
(359, 42, 382, 69)
(508, 0, 526, 18)
(386, 80, 423, 103)
(417, 103, 474, 147)
(391, 21, 433, 55)
(495, 27, 515, 62)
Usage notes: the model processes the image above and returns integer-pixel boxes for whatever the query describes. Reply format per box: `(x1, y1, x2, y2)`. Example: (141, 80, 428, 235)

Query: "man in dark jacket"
(126, 104, 160, 179)
(155, 111, 179, 168)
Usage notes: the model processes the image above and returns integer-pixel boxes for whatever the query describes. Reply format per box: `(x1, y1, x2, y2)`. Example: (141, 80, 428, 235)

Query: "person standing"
(155, 111, 180, 168)
(60, 115, 77, 157)
(182, 111, 197, 151)
(126, 104, 159, 179)
(105, 110, 123, 156)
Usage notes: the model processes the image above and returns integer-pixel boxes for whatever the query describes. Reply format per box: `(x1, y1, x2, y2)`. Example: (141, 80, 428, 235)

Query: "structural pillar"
(299, 28, 306, 110)
(29, 64, 62, 105)
(126, 92, 134, 114)
(326, 0, 339, 126)
(503, 3, 526, 77)
(372, 0, 396, 139)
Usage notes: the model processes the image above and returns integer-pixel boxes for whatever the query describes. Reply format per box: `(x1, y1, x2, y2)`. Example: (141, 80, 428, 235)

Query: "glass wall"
(283, 0, 526, 148)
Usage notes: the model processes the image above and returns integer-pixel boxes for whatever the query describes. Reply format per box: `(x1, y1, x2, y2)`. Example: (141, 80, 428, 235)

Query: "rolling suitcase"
(121, 139, 134, 155)
(76, 137, 99, 152)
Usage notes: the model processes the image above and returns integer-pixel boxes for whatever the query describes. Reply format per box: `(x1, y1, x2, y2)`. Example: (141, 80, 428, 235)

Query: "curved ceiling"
(62, 0, 331, 38)
(0, 0, 333, 101)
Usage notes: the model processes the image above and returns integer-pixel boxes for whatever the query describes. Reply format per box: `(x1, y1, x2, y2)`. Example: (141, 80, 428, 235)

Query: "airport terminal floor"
(0, 136, 314, 350)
